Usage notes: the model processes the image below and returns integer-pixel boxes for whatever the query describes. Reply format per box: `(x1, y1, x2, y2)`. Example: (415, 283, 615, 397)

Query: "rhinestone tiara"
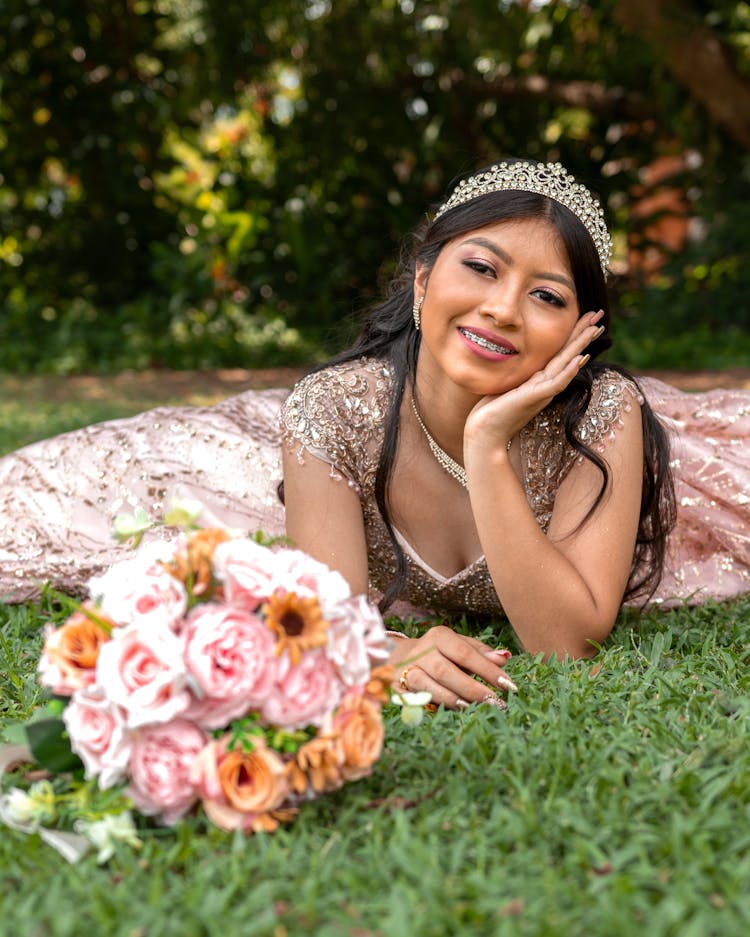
(433, 160, 613, 274)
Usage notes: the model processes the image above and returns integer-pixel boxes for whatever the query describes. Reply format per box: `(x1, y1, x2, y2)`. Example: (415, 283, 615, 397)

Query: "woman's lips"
(457, 327, 518, 360)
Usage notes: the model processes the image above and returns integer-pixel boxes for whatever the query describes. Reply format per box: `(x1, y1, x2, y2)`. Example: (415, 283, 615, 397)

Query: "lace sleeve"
(278, 359, 392, 492)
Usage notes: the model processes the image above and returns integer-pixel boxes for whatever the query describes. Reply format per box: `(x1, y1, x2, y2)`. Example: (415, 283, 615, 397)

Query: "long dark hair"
(290, 167, 676, 612)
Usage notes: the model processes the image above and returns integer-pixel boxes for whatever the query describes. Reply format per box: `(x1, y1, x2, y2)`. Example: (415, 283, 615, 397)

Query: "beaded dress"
(1, 358, 748, 612)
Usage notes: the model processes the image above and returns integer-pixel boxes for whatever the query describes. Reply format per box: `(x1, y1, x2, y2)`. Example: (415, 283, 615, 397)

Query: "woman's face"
(416, 217, 582, 399)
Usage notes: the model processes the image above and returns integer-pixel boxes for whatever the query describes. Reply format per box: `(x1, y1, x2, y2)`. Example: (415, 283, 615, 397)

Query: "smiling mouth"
(458, 328, 517, 356)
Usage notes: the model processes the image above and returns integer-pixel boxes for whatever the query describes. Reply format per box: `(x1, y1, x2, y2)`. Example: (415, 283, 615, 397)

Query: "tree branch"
(614, 0, 750, 150)
(435, 69, 651, 120)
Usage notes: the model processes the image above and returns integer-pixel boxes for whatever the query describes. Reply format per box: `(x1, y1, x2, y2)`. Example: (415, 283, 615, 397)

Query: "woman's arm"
(282, 445, 370, 595)
(468, 400, 643, 658)
(463, 314, 644, 658)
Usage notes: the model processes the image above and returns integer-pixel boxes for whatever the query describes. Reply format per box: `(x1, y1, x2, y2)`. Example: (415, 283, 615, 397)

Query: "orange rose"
(203, 802, 298, 834)
(334, 694, 385, 781)
(191, 736, 289, 832)
(38, 605, 113, 695)
(217, 742, 287, 814)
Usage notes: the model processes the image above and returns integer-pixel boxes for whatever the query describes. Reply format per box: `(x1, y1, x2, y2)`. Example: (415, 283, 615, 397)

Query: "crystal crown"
(433, 160, 613, 274)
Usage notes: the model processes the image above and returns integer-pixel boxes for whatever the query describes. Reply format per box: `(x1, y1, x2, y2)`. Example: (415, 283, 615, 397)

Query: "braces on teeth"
(462, 329, 515, 354)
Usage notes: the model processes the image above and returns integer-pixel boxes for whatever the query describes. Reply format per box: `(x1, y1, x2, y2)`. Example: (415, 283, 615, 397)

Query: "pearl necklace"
(410, 397, 511, 490)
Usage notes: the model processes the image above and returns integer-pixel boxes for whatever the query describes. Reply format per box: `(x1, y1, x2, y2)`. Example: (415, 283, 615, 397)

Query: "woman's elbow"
(520, 616, 616, 661)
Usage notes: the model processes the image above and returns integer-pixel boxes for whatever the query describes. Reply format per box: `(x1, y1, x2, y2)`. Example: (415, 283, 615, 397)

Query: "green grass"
(1, 380, 750, 936)
(0, 367, 308, 454)
(2, 599, 750, 936)
(0, 372, 257, 454)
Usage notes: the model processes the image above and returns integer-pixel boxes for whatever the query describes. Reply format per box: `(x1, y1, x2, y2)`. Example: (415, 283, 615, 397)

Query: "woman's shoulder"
(576, 367, 645, 451)
(530, 368, 643, 447)
(288, 356, 392, 398)
(279, 356, 393, 476)
(281, 357, 392, 427)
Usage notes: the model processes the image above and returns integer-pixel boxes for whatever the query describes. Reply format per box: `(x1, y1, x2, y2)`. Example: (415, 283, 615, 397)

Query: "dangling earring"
(413, 295, 423, 331)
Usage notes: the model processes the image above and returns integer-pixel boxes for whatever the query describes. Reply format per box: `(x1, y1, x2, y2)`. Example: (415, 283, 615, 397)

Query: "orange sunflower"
(262, 589, 329, 665)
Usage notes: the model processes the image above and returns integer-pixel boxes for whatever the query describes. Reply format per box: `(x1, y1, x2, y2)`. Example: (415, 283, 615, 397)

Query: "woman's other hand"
(389, 624, 517, 709)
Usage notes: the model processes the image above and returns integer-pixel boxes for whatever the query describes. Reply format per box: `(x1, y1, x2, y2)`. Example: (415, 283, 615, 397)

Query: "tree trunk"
(614, 0, 750, 150)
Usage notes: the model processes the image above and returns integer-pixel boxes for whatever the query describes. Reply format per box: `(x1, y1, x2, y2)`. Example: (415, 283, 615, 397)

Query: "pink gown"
(0, 359, 748, 612)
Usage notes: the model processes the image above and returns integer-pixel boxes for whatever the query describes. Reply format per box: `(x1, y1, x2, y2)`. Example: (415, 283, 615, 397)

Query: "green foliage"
(614, 161, 750, 368)
(1, 0, 749, 372)
(0, 1, 176, 302)
(0, 386, 152, 455)
(25, 714, 84, 774)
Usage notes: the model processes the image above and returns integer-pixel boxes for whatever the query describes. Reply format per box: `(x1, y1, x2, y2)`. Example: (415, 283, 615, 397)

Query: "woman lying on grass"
(2, 158, 749, 710)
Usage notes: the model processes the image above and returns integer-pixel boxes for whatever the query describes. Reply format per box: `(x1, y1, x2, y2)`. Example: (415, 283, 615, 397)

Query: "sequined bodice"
(280, 358, 641, 617)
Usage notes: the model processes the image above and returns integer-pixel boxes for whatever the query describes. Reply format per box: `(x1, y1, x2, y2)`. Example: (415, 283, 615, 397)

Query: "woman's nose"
(479, 287, 522, 327)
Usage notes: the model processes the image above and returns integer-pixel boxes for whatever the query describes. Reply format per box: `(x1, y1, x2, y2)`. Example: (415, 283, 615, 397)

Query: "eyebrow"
(461, 236, 576, 291)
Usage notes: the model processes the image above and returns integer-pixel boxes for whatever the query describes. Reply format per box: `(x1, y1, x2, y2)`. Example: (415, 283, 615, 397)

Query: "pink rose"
(63, 687, 132, 789)
(212, 538, 282, 611)
(270, 549, 351, 609)
(89, 545, 187, 633)
(182, 604, 278, 729)
(126, 719, 209, 825)
(325, 595, 390, 687)
(190, 735, 288, 832)
(262, 648, 343, 730)
(95, 620, 190, 728)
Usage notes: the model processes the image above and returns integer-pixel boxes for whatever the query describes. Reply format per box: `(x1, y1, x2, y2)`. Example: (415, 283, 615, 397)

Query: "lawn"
(1, 374, 749, 936)
(0, 368, 307, 455)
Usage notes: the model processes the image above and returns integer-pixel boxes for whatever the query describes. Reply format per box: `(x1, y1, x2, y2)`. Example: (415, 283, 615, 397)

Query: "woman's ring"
(399, 666, 416, 692)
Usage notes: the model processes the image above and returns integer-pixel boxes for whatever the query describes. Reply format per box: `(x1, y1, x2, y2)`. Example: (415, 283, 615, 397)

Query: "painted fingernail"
(594, 325, 606, 338)
(482, 694, 508, 710)
(456, 698, 470, 709)
(485, 649, 512, 662)
(497, 674, 518, 692)
(578, 354, 591, 369)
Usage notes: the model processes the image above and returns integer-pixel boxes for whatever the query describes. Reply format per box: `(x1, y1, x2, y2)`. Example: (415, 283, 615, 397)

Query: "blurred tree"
(0, 1, 181, 303)
(0, 0, 748, 372)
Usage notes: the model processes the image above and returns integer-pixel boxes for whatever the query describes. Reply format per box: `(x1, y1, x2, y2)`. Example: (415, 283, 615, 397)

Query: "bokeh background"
(1, 0, 749, 374)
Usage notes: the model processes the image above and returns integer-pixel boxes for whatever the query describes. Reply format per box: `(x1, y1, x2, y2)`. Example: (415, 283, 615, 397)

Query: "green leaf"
(24, 696, 68, 723)
(25, 718, 83, 774)
(1, 721, 28, 745)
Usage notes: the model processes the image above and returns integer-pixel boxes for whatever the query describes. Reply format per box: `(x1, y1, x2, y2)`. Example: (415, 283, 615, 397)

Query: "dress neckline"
(392, 526, 484, 583)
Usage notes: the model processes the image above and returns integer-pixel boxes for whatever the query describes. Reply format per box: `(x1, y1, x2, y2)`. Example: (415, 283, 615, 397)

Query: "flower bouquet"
(1, 507, 395, 857)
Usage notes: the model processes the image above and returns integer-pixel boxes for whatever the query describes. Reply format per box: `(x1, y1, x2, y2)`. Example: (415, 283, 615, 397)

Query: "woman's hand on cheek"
(389, 625, 517, 710)
(464, 310, 605, 455)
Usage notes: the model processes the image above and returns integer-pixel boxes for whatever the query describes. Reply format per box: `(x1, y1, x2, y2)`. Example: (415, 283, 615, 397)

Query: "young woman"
(1, 160, 748, 708)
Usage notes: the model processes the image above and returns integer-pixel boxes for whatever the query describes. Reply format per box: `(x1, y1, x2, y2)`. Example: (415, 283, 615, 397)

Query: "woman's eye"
(463, 259, 496, 277)
(533, 288, 566, 307)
